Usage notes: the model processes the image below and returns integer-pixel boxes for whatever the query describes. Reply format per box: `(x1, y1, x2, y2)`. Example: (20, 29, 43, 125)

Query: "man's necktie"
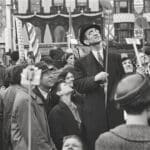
(97, 51, 103, 67)
(70, 103, 81, 128)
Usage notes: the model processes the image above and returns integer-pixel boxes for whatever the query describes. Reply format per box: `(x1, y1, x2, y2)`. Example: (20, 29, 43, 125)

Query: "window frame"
(115, 23, 134, 43)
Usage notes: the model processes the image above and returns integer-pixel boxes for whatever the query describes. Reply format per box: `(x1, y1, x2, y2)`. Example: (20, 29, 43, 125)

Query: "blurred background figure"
(10, 51, 19, 66)
(137, 52, 150, 75)
(49, 47, 65, 69)
(26, 51, 35, 65)
(142, 43, 150, 75)
(62, 53, 75, 69)
(62, 135, 85, 150)
(121, 54, 134, 74)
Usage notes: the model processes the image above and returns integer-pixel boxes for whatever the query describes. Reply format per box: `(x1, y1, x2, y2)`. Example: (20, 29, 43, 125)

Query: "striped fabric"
(15, 17, 26, 60)
(26, 23, 41, 62)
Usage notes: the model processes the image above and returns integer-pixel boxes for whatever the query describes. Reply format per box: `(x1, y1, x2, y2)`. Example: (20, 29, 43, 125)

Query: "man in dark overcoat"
(74, 24, 125, 150)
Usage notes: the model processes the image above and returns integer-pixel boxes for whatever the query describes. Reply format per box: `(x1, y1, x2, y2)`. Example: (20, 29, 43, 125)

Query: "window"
(54, 0, 63, 6)
(145, 0, 150, 13)
(30, 0, 41, 13)
(120, 1, 128, 13)
(115, 23, 134, 43)
(77, 0, 87, 6)
(114, 1, 120, 13)
(114, 0, 133, 13)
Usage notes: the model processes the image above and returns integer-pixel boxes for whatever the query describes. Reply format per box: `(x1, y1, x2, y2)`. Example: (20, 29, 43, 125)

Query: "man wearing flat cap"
(11, 62, 57, 150)
(74, 24, 125, 150)
(95, 73, 150, 150)
(34, 61, 60, 115)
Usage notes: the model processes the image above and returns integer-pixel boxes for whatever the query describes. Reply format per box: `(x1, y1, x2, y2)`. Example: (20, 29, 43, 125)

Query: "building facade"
(113, 0, 150, 45)
(2, 0, 150, 56)
(14, 0, 104, 46)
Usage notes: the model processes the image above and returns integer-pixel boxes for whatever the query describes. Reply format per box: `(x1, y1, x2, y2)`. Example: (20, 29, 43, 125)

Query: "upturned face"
(67, 55, 75, 66)
(58, 82, 73, 96)
(122, 59, 134, 73)
(84, 28, 102, 45)
(139, 53, 150, 68)
(65, 72, 74, 88)
(62, 138, 83, 150)
(40, 66, 58, 89)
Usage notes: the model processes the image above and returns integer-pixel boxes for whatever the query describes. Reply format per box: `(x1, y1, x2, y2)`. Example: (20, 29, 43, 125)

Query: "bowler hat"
(114, 74, 150, 107)
(79, 24, 101, 46)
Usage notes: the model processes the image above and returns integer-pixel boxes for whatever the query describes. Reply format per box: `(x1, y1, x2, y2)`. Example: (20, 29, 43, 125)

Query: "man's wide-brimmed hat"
(79, 24, 101, 46)
(114, 73, 150, 108)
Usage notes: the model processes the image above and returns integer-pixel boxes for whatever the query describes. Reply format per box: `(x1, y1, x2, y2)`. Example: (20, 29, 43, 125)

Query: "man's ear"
(84, 39, 90, 46)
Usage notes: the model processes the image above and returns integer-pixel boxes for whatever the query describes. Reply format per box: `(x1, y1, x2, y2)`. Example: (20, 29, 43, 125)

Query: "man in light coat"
(11, 62, 56, 150)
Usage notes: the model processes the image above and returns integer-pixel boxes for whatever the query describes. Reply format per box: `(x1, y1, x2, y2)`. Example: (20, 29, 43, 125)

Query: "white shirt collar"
(38, 87, 48, 99)
(92, 49, 103, 61)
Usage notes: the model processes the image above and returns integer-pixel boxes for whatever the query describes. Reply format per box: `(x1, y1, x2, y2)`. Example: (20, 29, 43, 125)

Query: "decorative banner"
(134, 0, 144, 14)
(15, 17, 26, 60)
(26, 22, 41, 62)
(15, 12, 103, 19)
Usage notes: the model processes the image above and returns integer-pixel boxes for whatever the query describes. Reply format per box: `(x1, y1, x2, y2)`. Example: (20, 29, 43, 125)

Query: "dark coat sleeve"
(74, 59, 101, 93)
(48, 110, 64, 150)
(108, 53, 125, 100)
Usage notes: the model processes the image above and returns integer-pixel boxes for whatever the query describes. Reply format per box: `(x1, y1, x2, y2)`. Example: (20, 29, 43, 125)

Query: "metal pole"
(28, 68, 34, 150)
(28, 81, 31, 150)
(5, 0, 13, 52)
(104, 11, 111, 108)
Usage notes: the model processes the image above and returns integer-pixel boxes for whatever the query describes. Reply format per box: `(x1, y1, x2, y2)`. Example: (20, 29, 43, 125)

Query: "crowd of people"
(0, 24, 150, 150)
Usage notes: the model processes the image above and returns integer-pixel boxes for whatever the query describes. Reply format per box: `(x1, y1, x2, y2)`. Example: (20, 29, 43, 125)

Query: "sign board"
(134, 0, 144, 14)
(125, 38, 141, 45)
(134, 28, 143, 39)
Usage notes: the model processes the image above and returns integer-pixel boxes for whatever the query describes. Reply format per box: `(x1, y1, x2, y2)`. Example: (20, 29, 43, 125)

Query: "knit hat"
(114, 74, 150, 108)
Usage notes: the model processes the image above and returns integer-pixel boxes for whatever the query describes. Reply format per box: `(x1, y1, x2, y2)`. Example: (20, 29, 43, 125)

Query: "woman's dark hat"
(142, 43, 150, 56)
(79, 24, 101, 46)
(114, 74, 150, 108)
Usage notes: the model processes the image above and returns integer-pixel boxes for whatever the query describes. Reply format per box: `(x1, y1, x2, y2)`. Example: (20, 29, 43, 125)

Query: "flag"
(67, 7, 76, 49)
(15, 17, 26, 60)
(26, 22, 41, 62)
